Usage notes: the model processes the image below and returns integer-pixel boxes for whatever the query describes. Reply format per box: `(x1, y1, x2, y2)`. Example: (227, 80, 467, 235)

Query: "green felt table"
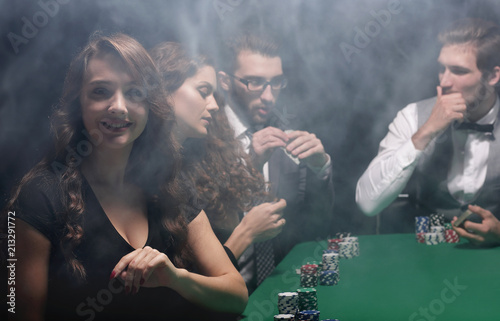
(241, 234, 500, 321)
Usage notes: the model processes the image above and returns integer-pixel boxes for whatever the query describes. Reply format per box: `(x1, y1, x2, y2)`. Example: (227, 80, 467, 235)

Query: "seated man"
(218, 32, 335, 290)
(356, 18, 500, 246)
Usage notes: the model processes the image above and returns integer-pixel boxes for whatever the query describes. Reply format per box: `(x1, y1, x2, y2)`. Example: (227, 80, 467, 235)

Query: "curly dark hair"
(3, 33, 190, 279)
(150, 42, 269, 234)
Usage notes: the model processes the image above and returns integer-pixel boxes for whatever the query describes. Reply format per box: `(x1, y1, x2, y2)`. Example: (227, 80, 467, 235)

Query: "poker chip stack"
(416, 214, 461, 245)
(415, 216, 430, 243)
(274, 314, 295, 321)
(445, 224, 460, 243)
(300, 264, 319, 287)
(327, 238, 342, 251)
(296, 310, 320, 321)
(424, 232, 439, 245)
(430, 213, 445, 227)
(430, 226, 446, 243)
(297, 288, 318, 311)
(319, 270, 339, 286)
(278, 292, 298, 315)
(322, 252, 339, 271)
(338, 241, 355, 259)
(343, 236, 360, 256)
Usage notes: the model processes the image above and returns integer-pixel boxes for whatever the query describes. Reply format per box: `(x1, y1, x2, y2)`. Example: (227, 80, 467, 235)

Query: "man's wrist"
(307, 153, 331, 175)
(411, 123, 442, 150)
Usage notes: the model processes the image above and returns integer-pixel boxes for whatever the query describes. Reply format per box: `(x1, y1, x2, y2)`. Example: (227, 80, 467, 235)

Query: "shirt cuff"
(307, 154, 332, 179)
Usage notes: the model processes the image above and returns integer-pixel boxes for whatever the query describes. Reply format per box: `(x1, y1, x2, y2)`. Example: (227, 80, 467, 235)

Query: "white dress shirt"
(356, 96, 499, 217)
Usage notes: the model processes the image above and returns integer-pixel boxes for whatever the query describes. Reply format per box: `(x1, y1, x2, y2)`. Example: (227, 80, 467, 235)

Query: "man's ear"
(218, 71, 231, 92)
(487, 66, 500, 86)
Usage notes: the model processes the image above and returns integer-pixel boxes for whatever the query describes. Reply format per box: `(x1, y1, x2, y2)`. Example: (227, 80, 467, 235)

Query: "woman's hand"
(241, 199, 287, 243)
(110, 246, 179, 294)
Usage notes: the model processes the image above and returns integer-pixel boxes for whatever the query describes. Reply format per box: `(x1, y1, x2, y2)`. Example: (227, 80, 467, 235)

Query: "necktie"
(254, 240, 276, 285)
(244, 127, 276, 285)
(455, 122, 494, 133)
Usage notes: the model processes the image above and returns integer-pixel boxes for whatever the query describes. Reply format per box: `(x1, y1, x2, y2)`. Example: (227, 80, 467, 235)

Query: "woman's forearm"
(224, 223, 253, 260)
(170, 268, 248, 313)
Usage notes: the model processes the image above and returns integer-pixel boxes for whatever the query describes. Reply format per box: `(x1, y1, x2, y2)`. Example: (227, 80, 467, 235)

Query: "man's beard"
(229, 90, 270, 126)
(466, 77, 495, 117)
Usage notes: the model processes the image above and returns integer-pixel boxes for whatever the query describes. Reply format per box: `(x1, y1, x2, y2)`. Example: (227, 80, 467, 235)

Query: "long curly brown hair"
(3, 33, 190, 278)
(150, 42, 268, 235)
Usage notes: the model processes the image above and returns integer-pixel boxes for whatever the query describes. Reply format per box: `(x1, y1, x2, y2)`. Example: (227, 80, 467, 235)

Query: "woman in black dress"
(5, 33, 247, 321)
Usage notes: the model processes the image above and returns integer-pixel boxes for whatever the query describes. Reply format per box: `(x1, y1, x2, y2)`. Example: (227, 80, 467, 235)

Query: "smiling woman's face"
(80, 52, 149, 151)
(171, 65, 219, 141)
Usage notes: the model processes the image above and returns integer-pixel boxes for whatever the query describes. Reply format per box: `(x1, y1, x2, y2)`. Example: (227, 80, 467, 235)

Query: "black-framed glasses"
(227, 73, 288, 92)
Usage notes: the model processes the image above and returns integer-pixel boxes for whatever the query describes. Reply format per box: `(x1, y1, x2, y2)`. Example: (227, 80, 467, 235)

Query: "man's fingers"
(285, 130, 308, 140)
(453, 225, 484, 243)
(285, 132, 315, 151)
(462, 220, 487, 235)
(253, 135, 287, 152)
(254, 126, 288, 142)
(288, 139, 316, 156)
(298, 145, 324, 160)
(436, 86, 442, 98)
(469, 204, 493, 220)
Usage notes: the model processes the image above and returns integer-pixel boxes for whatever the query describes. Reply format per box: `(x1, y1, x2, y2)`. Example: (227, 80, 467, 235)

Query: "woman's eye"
(92, 87, 109, 96)
(198, 88, 210, 99)
(127, 88, 146, 101)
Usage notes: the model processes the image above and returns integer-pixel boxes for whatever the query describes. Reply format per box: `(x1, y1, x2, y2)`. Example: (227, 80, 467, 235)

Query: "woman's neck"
(81, 146, 132, 188)
(173, 125, 187, 145)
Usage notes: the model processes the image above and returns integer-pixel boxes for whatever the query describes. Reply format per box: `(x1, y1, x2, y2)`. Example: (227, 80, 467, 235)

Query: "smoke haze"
(1, 0, 499, 234)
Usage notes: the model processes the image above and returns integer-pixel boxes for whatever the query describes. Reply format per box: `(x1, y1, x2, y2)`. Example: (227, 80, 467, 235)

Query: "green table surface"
(242, 234, 500, 321)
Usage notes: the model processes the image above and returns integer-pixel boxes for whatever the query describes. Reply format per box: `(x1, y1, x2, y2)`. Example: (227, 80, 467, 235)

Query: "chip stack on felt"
(415, 216, 429, 243)
(300, 264, 319, 287)
(445, 223, 460, 243)
(274, 234, 356, 321)
(415, 214, 460, 245)
(278, 292, 298, 315)
(274, 314, 295, 320)
(296, 310, 320, 321)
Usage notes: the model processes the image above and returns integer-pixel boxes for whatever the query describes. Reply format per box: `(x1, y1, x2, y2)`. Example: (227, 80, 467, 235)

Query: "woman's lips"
(100, 120, 133, 132)
(201, 117, 212, 125)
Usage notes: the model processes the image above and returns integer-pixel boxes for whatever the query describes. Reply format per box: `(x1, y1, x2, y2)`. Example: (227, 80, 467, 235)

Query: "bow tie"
(455, 122, 494, 133)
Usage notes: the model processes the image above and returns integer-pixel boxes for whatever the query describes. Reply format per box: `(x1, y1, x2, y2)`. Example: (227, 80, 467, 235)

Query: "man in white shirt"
(356, 18, 500, 246)
(218, 32, 334, 290)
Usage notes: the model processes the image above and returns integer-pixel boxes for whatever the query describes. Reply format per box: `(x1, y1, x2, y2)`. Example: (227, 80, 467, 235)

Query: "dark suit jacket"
(268, 147, 335, 263)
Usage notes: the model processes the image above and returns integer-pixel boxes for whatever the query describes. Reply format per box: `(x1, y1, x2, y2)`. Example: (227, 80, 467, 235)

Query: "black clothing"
(14, 170, 236, 321)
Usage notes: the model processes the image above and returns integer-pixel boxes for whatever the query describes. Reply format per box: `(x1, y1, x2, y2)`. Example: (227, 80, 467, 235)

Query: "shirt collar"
(475, 94, 499, 125)
(224, 103, 252, 139)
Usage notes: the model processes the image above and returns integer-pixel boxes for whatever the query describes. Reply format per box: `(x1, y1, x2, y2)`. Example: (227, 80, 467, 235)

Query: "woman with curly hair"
(5, 33, 247, 321)
(150, 42, 286, 291)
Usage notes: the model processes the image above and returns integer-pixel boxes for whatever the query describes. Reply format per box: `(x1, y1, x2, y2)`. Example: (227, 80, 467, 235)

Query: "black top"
(14, 169, 238, 321)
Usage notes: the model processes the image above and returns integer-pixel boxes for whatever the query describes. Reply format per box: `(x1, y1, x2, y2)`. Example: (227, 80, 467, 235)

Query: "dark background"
(1, 0, 499, 235)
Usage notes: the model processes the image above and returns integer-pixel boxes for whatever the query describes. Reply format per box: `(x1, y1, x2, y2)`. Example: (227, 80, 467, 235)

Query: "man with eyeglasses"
(218, 32, 334, 291)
